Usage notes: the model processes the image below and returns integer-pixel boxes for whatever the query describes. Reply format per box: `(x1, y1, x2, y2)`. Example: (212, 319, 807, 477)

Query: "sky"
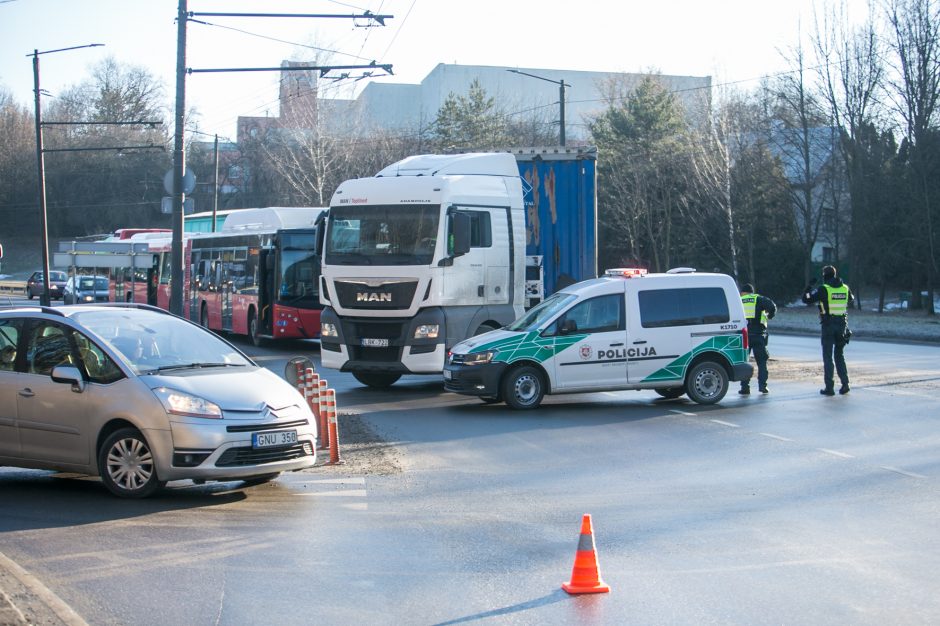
(0, 0, 870, 141)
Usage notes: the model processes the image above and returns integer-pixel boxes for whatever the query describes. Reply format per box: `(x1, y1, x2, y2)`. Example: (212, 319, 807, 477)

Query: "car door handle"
(609, 343, 624, 347)
(18, 388, 35, 398)
(633, 340, 647, 345)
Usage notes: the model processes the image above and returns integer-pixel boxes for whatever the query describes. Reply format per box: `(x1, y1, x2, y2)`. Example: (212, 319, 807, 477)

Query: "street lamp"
(507, 69, 568, 147)
(30, 43, 103, 306)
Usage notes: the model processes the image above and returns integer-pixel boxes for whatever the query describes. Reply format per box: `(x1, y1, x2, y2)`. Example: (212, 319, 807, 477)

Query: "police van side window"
(551, 294, 624, 334)
(638, 287, 729, 328)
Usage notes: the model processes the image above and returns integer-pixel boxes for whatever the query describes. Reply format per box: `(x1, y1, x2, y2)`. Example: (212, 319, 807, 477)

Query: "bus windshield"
(325, 204, 440, 266)
(278, 232, 318, 303)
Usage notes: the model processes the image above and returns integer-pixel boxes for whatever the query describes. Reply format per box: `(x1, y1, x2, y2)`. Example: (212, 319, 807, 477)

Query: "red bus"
(112, 207, 325, 345)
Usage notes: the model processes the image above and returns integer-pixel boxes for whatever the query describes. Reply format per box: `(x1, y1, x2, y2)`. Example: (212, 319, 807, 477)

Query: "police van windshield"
(506, 292, 577, 332)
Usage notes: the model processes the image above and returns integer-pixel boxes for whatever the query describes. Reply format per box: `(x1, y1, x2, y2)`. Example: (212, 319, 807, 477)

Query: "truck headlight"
(153, 387, 222, 419)
(414, 324, 439, 339)
(321, 322, 338, 338)
(462, 351, 494, 365)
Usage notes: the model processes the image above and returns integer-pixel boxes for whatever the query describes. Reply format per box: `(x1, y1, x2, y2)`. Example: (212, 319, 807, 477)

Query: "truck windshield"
(506, 291, 577, 332)
(325, 204, 440, 266)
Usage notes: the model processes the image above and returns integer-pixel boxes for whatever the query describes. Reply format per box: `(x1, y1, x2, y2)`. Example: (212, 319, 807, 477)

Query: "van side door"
(548, 292, 627, 391)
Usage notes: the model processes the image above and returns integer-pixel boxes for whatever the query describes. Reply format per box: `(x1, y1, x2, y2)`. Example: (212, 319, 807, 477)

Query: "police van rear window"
(638, 287, 730, 328)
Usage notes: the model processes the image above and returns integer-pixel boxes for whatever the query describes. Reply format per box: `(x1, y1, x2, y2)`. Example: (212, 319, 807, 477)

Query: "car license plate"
(361, 337, 389, 347)
(443, 369, 452, 380)
(252, 430, 297, 449)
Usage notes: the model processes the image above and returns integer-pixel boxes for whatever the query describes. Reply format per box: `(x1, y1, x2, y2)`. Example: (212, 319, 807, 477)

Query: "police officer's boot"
(820, 386, 835, 396)
(739, 384, 750, 395)
(839, 384, 850, 395)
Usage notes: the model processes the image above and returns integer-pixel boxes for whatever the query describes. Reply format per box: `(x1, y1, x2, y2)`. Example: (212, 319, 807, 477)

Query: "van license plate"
(252, 430, 297, 449)
(361, 338, 389, 347)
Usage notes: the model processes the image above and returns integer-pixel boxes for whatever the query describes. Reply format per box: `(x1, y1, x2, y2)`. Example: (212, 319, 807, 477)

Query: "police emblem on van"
(580, 345, 592, 360)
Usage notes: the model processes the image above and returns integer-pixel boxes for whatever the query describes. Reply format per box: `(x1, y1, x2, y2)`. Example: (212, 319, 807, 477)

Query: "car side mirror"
(51, 364, 85, 393)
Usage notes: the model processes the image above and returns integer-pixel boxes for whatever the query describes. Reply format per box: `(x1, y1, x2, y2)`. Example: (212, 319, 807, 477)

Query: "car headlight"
(321, 322, 338, 338)
(414, 324, 439, 339)
(153, 387, 222, 419)
(462, 351, 494, 365)
(83, 295, 94, 302)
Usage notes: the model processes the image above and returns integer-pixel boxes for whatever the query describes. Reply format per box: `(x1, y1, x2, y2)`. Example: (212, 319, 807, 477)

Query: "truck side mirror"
(449, 212, 471, 257)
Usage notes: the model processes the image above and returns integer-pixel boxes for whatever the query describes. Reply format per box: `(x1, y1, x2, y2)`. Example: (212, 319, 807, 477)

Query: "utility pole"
(170, 0, 188, 315)
(30, 43, 103, 307)
(506, 69, 568, 147)
(212, 133, 219, 232)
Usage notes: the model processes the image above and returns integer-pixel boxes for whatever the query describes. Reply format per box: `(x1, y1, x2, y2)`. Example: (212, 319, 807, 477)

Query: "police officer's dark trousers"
(748, 329, 769, 389)
(820, 317, 848, 391)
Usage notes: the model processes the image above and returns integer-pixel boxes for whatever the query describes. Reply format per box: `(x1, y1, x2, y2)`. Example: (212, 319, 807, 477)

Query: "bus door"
(146, 268, 158, 306)
(217, 261, 233, 331)
(257, 248, 275, 337)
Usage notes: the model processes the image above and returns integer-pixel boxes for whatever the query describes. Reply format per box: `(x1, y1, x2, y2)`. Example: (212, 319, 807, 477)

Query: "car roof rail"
(0, 305, 66, 316)
(89, 302, 173, 315)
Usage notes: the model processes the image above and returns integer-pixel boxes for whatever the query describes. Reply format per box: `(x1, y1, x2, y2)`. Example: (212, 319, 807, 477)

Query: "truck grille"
(334, 279, 418, 310)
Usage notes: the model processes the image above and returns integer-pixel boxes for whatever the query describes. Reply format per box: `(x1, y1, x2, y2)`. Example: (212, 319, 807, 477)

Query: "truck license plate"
(361, 338, 389, 347)
(252, 430, 297, 449)
(443, 369, 452, 380)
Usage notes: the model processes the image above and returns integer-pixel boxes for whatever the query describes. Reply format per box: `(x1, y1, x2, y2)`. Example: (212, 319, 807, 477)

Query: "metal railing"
(0, 280, 27, 295)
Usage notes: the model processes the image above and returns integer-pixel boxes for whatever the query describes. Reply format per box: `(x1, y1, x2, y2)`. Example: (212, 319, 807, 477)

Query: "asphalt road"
(1, 333, 939, 625)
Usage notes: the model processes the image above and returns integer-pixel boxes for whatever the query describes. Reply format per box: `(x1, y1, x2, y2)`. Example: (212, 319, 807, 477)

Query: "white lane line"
(867, 387, 937, 400)
(295, 489, 368, 497)
(341, 502, 369, 511)
(759, 433, 794, 442)
(817, 448, 855, 459)
(881, 466, 927, 479)
(288, 477, 365, 485)
(670, 409, 697, 416)
(710, 419, 740, 428)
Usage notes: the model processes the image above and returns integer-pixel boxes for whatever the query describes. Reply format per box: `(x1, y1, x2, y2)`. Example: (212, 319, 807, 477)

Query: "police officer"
(802, 265, 854, 395)
(739, 283, 777, 394)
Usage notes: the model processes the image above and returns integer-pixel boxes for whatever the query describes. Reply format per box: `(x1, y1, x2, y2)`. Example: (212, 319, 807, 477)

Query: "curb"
(0, 552, 87, 626)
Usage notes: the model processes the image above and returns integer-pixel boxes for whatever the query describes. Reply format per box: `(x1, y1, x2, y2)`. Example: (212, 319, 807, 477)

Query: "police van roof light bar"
(605, 268, 648, 278)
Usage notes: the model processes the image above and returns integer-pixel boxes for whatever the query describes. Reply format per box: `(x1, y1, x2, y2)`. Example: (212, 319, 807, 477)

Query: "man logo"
(579, 345, 592, 360)
(357, 292, 392, 303)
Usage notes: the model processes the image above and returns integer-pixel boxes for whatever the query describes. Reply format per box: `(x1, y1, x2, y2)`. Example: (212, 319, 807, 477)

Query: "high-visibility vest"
(741, 294, 769, 326)
(825, 284, 850, 316)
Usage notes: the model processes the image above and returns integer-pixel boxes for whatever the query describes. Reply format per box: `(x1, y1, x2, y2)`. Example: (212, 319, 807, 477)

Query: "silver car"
(0, 304, 317, 498)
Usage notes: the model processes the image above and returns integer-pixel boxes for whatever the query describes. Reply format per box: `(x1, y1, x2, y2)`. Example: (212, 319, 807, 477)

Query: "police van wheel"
(502, 365, 545, 410)
(655, 387, 685, 399)
(685, 361, 729, 405)
(353, 371, 402, 388)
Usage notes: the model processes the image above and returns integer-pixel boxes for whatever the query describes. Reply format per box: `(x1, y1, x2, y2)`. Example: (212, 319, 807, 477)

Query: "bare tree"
(886, 0, 940, 314)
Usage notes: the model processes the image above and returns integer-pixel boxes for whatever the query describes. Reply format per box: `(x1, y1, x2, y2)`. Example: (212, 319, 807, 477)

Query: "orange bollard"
(326, 388, 344, 465)
(317, 379, 329, 450)
(561, 514, 611, 594)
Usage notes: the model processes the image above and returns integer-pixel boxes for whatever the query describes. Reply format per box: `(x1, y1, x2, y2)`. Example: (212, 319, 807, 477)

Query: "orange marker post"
(316, 379, 329, 450)
(326, 388, 344, 465)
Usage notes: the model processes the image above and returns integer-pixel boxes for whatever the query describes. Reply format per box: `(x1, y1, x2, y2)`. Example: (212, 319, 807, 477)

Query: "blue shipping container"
(512, 147, 597, 296)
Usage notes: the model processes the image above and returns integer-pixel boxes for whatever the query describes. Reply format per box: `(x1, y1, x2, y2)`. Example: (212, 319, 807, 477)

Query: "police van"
(443, 268, 753, 409)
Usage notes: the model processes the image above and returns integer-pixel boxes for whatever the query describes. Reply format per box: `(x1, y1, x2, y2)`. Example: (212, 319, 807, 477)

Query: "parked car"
(26, 270, 67, 300)
(63, 275, 111, 304)
(0, 303, 318, 497)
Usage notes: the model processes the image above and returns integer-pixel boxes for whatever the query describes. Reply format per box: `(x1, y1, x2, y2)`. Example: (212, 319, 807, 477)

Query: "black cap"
(740, 283, 754, 293)
(822, 265, 836, 279)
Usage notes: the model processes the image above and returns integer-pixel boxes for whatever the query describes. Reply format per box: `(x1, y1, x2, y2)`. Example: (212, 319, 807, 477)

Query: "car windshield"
(78, 277, 109, 290)
(50, 271, 66, 281)
(72, 309, 252, 375)
(506, 291, 577, 332)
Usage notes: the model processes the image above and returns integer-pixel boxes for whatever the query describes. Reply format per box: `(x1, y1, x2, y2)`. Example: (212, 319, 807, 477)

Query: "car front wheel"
(98, 427, 166, 498)
(685, 361, 729, 405)
(501, 365, 545, 410)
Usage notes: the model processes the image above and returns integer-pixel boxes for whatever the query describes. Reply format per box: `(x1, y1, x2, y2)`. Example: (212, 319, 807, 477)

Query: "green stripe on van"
(643, 335, 747, 382)
(472, 331, 588, 364)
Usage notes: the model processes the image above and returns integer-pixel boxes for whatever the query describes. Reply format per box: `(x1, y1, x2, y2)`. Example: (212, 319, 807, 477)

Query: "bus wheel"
(200, 303, 209, 329)
(248, 309, 264, 347)
(352, 371, 401, 388)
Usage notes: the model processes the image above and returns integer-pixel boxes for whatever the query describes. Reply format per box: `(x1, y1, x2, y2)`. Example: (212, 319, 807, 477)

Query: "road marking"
(759, 433, 794, 442)
(817, 448, 854, 459)
(295, 489, 368, 497)
(288, 477, 365, 485)
(880, 466, 927, 479)
(670, 409, 697, 416)
(710, 419, 740, 428)
(867, 387, 937, 400)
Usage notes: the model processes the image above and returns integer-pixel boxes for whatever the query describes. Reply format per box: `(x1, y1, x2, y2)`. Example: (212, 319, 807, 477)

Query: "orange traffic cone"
(561, 514, 611, 594)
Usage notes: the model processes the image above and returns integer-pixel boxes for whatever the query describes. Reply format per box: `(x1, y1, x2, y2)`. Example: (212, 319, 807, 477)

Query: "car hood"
(141, 367, 303, 413)
(451, 328, 522, 354)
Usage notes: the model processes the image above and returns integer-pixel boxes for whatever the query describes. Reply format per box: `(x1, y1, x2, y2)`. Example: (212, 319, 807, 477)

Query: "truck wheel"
(685, 360, 729, 405)
(353, 371, 402, 388)
(501, 365, 545, 410)
(655, 387, 685, 399)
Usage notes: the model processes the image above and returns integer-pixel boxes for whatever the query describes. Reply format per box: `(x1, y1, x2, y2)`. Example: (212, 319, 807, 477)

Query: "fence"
(0, 280, 26, 296)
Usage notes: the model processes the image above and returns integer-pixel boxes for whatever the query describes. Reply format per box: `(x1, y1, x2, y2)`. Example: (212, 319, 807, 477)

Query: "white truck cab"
(443, 268, 753, 409)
